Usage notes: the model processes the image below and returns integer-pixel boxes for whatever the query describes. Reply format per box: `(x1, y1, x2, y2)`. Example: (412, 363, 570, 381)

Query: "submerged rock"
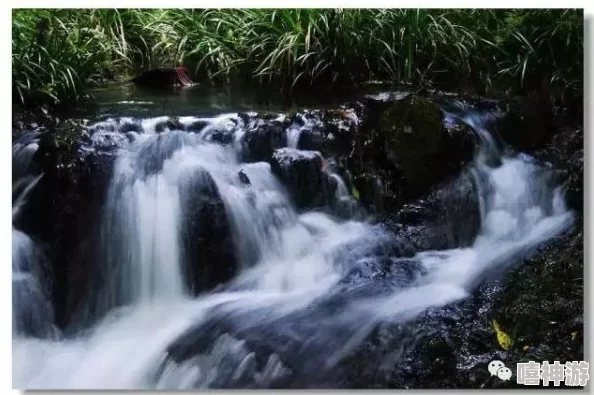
(238, 169, 251, 185)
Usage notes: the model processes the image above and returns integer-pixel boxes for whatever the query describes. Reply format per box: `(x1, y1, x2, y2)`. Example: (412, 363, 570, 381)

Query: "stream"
(11, 89, 575, 389)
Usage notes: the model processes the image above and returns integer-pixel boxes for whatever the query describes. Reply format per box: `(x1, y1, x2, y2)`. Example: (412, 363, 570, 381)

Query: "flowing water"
(12, 137, 57, 340)
(12, 105, 574, 389)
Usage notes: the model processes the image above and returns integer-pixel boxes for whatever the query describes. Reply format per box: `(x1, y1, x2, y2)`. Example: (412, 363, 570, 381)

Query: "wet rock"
(269, 148, 332, 210)
(418, 335, 458, 382)
(342, 222, 583, 389)
(238, 169, 251, 185)
(180, 170, 237, 294)
(19, 123, 115, 329)
(352, 173, 383, 214)
(183, 119, 209, 133)
(380, 95, 451, 192)
(532, 127, 583, 212)
(200, 118, 238, 145)
(285, 111, 324, 151)
(155, 117, 184, 133)
(493, 227, 583, 363)
(119, 120, 143, 134)
(496, 94, 555, 151)
(345, 93, 476, 215)
(241, 117, 287, 163)
(297, 107, 361, 157)
(380, 169, 481, 252)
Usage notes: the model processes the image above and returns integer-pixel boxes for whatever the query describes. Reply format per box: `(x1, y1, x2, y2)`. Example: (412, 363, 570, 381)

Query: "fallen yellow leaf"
(492, 319, 514, 351)
(351, 185, 360, 200)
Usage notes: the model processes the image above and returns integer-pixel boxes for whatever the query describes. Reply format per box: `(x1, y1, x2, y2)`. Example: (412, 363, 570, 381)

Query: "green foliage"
(12, 9, 583, 108)
(12, 9, 137, 106)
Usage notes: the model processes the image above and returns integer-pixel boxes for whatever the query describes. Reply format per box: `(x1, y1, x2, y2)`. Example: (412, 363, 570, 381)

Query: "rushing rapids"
(12, 102, 574, 389)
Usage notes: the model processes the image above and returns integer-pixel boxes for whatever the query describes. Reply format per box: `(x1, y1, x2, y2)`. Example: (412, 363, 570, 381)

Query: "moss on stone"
(379, 95, 445, 183)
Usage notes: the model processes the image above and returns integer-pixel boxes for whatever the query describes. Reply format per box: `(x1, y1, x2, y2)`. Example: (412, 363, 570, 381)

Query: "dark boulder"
(240, 117, 287, 163)
(190, 116, 239, 145)
(131, 67, 193, 88)
(269, 148, 332, 210)
(20, 122, 116, 329)
(347, 93, 476, 214)
(495, 94, 555, 151)
(352, 171, 399, 215)
(155, 117, 184, 133)
(380, 168, 481, 253)
(297, 106, 361, 157)
(380, 95, 455, 192)
(532, 127, 583, 213)
(179, 169, 237, 294)
(292, 111, 325, 151)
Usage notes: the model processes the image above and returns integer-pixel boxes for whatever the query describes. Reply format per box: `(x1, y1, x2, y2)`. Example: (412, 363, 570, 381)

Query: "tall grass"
(12, 9, 583, 108)
(12, 10, 134, 106)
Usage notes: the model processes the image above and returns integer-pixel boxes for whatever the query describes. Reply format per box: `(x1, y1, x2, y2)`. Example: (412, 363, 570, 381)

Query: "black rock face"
(240, 116, 288, 163)
(16, 125, 117, 329)
(179, 169, 237, 294)
(269, 148, 333, 210)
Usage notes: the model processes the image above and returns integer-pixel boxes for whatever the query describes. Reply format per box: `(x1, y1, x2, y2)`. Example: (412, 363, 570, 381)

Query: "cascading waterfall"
(12, 133, 40, 180)
(12, 106, 574, 389)
(12, 137, 57, 339)
(285, 113, 323, 149)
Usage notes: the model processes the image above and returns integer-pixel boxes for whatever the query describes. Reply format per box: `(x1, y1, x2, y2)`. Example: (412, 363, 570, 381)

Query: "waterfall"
(285, 113, 322, 148)
(12, 107, 574, 389)
(95, 116, 359, 307)
(12, 136, 57, 339)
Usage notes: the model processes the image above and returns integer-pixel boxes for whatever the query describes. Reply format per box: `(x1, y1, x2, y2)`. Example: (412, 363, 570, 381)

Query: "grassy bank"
(12, 9, 583, 109)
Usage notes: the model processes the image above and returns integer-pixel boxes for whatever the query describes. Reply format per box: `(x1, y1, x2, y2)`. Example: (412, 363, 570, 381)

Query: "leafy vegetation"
(12, 9, 583, 108)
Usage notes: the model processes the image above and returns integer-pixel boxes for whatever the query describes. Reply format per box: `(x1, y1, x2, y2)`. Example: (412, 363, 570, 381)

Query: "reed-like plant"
(12, 8, 583, 108)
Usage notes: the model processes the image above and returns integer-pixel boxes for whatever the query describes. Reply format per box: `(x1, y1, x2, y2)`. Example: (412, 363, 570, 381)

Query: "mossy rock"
(379, 95, 445, 184)
(497, 95, 555, 151)
(353, 173, 380, 212)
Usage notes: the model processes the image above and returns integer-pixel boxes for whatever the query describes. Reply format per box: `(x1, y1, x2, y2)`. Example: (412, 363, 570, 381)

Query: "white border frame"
(2, 4, 593, 395)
